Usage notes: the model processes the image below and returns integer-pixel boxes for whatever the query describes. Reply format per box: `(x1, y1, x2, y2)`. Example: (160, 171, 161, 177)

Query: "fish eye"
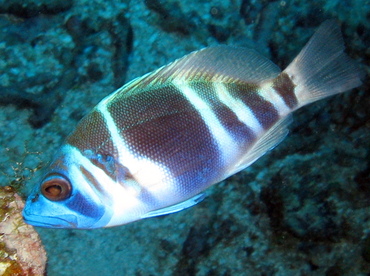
(41, 174, 72, 201)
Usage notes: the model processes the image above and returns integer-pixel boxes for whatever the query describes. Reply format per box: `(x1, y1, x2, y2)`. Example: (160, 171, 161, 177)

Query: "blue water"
(0, 0, 369, 275)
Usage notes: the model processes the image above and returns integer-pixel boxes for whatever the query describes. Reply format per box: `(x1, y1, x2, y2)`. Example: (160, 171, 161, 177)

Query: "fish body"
(23, 21, 363, 229)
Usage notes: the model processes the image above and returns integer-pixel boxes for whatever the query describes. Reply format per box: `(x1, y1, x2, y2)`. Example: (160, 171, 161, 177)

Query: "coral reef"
(0, 186, 46, 275)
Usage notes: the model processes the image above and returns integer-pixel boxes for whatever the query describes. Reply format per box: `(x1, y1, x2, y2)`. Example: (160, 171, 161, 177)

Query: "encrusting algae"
(0, 185, 46, 275)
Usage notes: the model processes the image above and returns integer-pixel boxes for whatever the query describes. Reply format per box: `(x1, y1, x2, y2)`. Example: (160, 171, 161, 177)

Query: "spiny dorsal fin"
(120, 46, 281, 96)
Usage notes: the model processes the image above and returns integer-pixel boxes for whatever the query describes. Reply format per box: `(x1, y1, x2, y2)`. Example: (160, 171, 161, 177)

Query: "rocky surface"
(0, 186, 47, 275)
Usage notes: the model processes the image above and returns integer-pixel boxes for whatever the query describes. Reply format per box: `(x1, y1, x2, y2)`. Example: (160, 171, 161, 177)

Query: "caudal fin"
(284, 20, 365, 107)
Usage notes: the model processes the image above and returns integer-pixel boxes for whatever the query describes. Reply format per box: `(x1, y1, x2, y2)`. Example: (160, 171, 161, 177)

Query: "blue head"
(22, 145, 113, 229)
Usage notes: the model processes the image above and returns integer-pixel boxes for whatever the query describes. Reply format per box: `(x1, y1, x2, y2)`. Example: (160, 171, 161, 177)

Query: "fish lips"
(22, 209, 77, 228)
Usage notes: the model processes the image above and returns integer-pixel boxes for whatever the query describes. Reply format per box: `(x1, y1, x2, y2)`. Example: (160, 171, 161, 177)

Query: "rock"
(0, 186, 47, 276)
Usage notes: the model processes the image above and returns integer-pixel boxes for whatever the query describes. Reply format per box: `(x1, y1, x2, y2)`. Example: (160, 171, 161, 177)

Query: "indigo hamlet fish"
(23, 20, 364, 229)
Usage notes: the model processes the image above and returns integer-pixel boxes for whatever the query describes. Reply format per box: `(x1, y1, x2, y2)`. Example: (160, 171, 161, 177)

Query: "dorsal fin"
(120, 46, 281, 95)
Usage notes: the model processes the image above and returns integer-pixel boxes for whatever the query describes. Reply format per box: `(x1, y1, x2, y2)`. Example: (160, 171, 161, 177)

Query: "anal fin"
(229, 115, 293, 176)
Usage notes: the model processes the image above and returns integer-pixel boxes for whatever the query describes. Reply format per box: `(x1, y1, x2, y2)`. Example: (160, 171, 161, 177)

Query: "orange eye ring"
(41, 174, 72, 201)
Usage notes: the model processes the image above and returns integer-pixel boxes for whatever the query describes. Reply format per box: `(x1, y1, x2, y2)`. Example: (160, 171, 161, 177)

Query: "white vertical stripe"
(63, 144, 143, 226)
(258, 83, 291, 116)
(97, 100, 137, 173)
(96, 100, 172, 190)
(214, 82, 264, 134)
(95, 100, 179, 225)
(63, 145, 121, 199)
(173, 79, 237, 163)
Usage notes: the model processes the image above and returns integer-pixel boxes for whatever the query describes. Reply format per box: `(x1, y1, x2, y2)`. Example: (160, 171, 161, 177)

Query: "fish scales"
(23, 20, 364, 229)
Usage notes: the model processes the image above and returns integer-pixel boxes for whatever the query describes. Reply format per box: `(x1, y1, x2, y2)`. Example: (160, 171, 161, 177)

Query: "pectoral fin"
(141, 193, 206, 219)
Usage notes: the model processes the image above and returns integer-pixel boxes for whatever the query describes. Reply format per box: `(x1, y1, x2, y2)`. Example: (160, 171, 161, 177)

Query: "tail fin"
(284, 20, 365, 107)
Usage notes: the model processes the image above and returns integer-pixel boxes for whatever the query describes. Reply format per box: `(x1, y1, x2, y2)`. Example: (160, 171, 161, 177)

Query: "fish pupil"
(45, 184, 62, 196)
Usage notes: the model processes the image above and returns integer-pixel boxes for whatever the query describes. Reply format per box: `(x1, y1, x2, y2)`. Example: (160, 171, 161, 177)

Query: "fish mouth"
(22, 211, 77, 228)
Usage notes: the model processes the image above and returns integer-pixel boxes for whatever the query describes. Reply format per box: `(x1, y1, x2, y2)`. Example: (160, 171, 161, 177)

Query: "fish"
(22, 20, 364, 229)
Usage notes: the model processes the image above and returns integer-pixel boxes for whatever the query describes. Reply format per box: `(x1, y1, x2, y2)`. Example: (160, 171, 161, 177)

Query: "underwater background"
(0, 0, 369, 275)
